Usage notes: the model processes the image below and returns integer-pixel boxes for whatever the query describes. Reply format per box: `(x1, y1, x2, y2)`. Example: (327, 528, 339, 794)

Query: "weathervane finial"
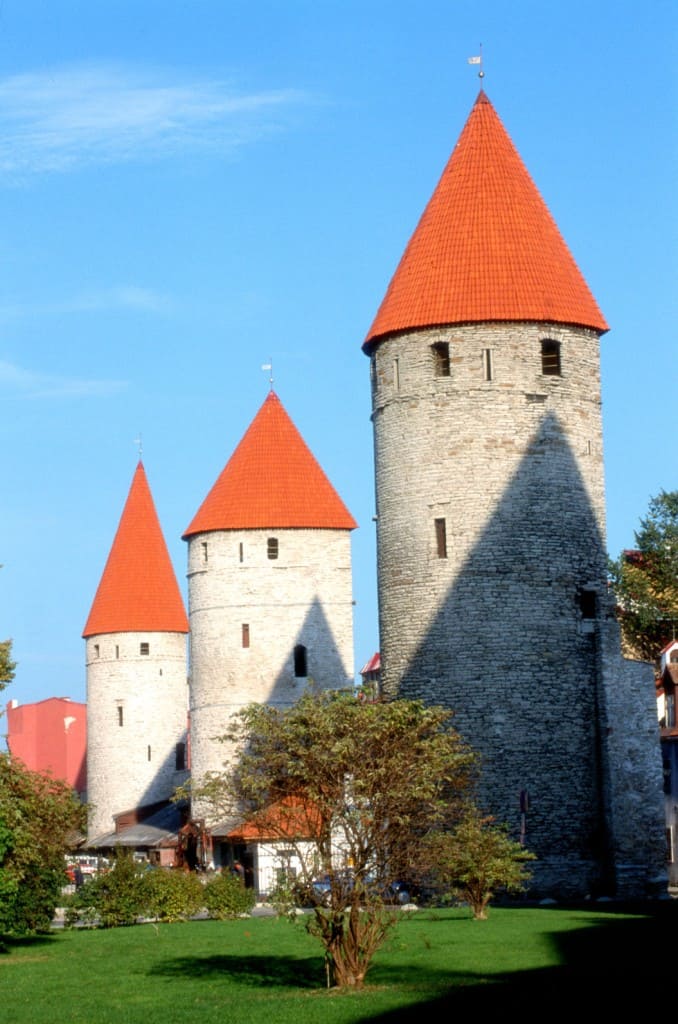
(261, 359, 274, 391)
(133, 433, 143, 458)
(467, 44, 484, 82)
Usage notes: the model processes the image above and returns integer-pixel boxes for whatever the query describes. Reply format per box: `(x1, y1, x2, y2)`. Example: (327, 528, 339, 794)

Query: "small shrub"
(144, 869, 205, 923)
(202, 871, 255, 920)
(67, 850, 147, 928)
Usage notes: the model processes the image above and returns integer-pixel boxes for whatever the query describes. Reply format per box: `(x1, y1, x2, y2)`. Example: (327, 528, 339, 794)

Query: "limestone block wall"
(369, 321, 630, 895)
(86, 631, 188, 840)
(187, 527, 354, 803)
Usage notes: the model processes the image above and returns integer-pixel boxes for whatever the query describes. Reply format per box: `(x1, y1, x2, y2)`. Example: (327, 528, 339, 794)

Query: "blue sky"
(1, 0, 675, 713)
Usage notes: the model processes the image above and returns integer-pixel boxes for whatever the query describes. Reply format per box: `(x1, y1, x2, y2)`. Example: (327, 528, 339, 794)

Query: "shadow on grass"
(150, 903, 674, 1014)
(1, 933, 57, 954)
(149, 952, 322, 989)
(358, 903, 675, 1019)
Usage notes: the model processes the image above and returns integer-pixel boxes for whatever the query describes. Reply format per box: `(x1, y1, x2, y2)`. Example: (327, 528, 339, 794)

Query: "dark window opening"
(482, 348, 493, 381)
(117, 706, 124, 727)
(140, 642, 150, 656)
(579, 589, 597, 619)
(294, 644, 308, 678)
(242, 623, 250, 649)
(239, 542, 244, 563)
(175, 742, 186, 771)
(201, 541, 208, 563)
(670, 651, 678, 664)
(267, 537, 279, 560)
(432, 342, 450, 377)
(667, 695, 676, 729)
(541, 339, 561, 376)
(434, 518, 448, 559)
(147, 745, 152, 762)
(393, 358, 400, 391)
(94, 644, 100, 658)
(663, 759, 672, 796)
(115, 645, 119, 659)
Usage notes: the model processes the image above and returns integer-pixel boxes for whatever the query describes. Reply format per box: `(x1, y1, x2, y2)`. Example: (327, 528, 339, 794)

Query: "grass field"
(2, 903, 673, 1022)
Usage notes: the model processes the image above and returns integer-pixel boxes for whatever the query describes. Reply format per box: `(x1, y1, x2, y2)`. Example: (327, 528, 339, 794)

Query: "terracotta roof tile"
(365, 91, 608, 347)
(183, 391, 356, 536)
(83, 462, 189, 637)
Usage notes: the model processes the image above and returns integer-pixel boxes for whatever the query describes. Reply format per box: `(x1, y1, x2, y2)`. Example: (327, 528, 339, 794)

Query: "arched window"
(294, 644, 308, 678)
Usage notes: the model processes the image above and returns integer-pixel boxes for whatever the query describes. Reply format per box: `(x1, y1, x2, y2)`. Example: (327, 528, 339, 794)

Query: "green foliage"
(0, 753, 85, 935)
(609, 490, 678, 661)
(425, 811, 536, 920)
(202, 870, 255, 919)
(144, 868, 205, 923)
(67, 850, 148, 928)
(195, 690, 477, 987)
(0, 638, 16, 690)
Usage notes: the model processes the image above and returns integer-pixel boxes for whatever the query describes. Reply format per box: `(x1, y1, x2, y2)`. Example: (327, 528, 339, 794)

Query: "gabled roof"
(365, 90, 608, 348)
(83, 462, 189, 637)
(183, 391, 356, 537)
(227, 795, 322, 842)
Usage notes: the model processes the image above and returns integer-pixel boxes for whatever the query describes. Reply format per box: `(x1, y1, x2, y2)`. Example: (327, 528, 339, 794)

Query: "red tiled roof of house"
(83, 462, 189, 637)
(365, 91, 608, 348)
(227, 795, 322, 842)
(183, 391, 357, 536)
(360, 652, 381, 675)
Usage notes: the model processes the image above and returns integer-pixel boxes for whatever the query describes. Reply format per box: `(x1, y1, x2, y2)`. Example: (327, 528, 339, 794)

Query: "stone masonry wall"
(187, 527, 354, 818)
(86, 631, 188, 840)
(369, 321, 662, 896)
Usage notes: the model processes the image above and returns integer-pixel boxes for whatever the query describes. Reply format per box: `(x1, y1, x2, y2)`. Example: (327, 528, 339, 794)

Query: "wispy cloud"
(0, 285, 172, 319)
(0, 359, 126, 399)
(0, 63, 308, 178)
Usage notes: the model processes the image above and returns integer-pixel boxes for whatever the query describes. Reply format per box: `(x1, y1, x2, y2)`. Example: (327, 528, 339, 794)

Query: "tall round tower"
(183, 390, 356, 806)
(83, 462, 189, 842)
(365, 91, 664, 896)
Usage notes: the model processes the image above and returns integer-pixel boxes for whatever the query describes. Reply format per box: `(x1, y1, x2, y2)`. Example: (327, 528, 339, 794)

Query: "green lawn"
(1, 903, 673, 1022)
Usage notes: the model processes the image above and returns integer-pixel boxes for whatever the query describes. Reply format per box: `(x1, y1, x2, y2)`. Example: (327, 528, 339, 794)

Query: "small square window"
(140, 642, 150, 656)
(267, 537, 279, 560)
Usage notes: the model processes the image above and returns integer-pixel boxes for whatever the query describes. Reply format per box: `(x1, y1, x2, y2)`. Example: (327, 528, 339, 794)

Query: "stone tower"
(184, 390, 356, 807)
(83, 462, 189, 841)
(365, 91, 665, 897)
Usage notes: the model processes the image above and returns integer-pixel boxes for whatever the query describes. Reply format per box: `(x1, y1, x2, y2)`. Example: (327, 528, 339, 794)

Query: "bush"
(67, 850, 148, 928)
(144, 868, 205, 922)
(202, 871, 255, 920)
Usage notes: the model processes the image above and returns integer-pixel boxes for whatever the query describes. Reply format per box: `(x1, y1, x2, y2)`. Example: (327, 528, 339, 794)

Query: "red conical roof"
(83, 462, 189, 637)
(183, 391, 357, 536)
(365, 91, 608, 348)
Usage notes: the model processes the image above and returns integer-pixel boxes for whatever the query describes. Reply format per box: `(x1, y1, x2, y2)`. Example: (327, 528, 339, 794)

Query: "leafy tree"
(609, 490, 678, 661)
(67, 849, 148, 928)
(195, 690, 476, 988)
(202, 871, 255, 920)
(0, 638, 16, 691)
(0, 753, 86, 935)
(424, 811, 535, 920)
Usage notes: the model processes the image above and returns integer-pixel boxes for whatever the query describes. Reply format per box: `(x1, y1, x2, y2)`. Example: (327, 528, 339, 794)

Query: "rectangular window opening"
(294, 644, 308, 678)
(432, 342, 450, 378)
(482, 348, 494, 381)
(434, 517, 448, 559)
(393, 357, 400, 391)
(242, 623, 250, 649)
(239, 542, 244, 563)
(267, 537, 279, 560)
(147, 745, 152, 762)
(201, 541, 208, 563)
(117, 706, 124, 727)
(578, 589, 597, 620)
(94, 644, 100, 658)
(140, 642, 150, 656)
(541, 339, 561, 376)
(175, 742, 186, 772)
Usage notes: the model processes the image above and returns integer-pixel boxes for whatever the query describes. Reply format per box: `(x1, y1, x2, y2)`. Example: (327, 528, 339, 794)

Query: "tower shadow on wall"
(393, 410, 612, 889)
(263, 595, 354, 706)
